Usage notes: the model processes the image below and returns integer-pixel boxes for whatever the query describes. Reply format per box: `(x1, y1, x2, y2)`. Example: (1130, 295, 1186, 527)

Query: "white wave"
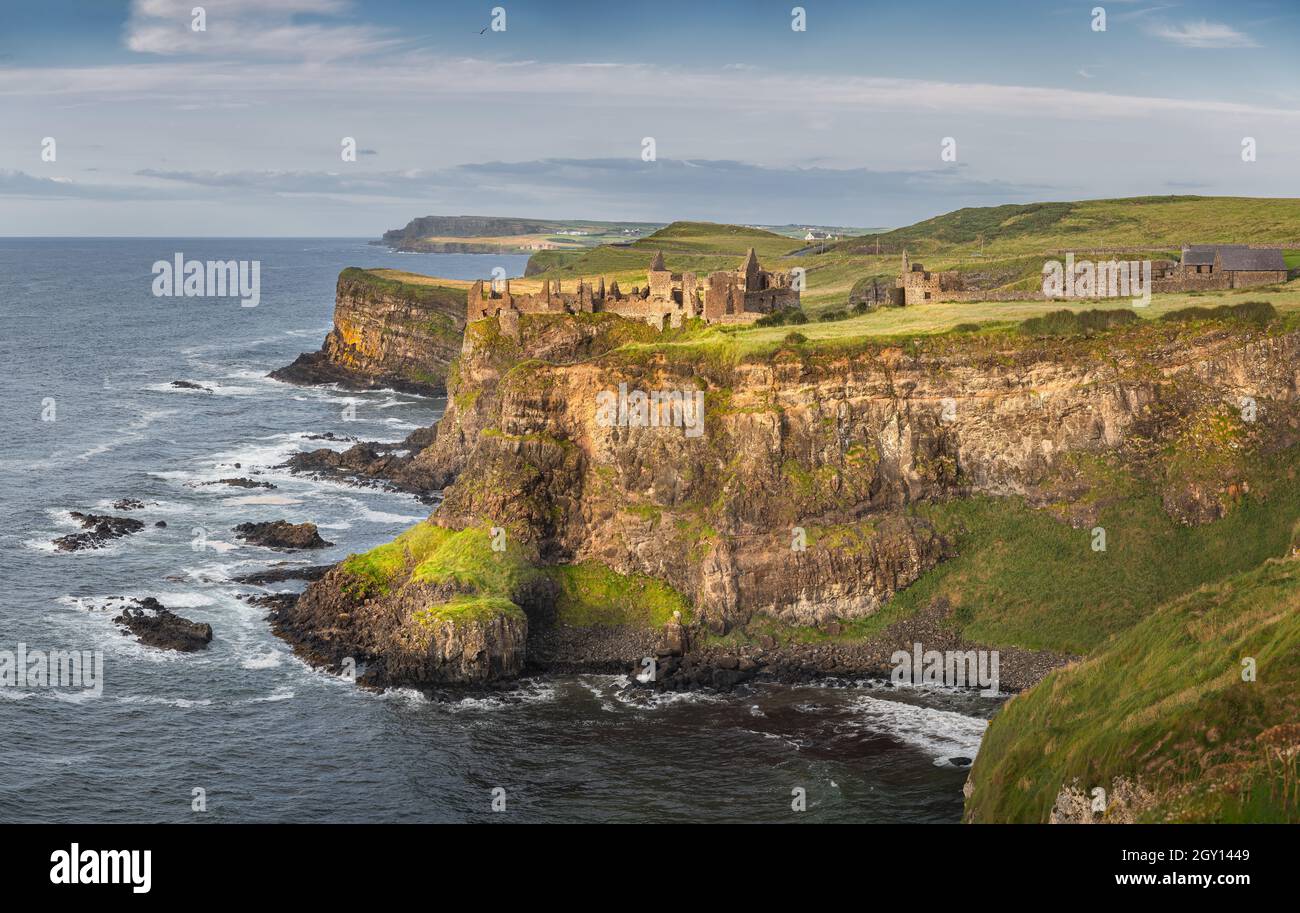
(116, 695, 213, 709)
(249, 689, 295, 703)
(223, 494, 302, 506)
(846, 694, 988, 765)
(240, 652, 284, 670)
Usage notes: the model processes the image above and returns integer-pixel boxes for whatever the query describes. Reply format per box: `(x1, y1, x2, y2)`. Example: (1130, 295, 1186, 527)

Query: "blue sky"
(1, 0, 1297, 235)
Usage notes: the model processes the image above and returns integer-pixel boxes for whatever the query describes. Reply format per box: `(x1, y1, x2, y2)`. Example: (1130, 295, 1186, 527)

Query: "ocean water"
(0, 238, 991, 823)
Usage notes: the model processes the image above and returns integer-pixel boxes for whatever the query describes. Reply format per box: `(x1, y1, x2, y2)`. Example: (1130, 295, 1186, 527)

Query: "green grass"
(342, 267, 467, 309)
(884, 458, 1300, 655)
(339, 521, 451, 599)
(545, 563, 692, 628)
(966, 556, 1300, 822)
(528, 220, 804, 289)
(414, 594, 525, 627)
(409, 525, 536, 594)
(337, 521, 536, 632)
(832, 196, 1300, 260)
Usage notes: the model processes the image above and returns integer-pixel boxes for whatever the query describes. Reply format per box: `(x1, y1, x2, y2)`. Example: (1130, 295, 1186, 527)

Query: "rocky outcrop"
(234, 521, 332, 550)
(271, 564, 530, 687)
(54, 512, 146, 551)
(114, 597, 213, 651)
(272, 268, 466, 395)
(282, 425, 438, 498)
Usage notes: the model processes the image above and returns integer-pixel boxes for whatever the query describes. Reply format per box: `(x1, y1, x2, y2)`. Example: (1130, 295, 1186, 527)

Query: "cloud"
(131, 158, 1045, 224)
(1147, 20, 1259, 49)
(125, 0, 402, 61)
(4, 54, 1294, 127)
(0, 170, 174, 199)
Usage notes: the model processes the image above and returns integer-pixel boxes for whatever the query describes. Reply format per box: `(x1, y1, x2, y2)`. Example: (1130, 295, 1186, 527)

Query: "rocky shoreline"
(258, 577, 1066, 695)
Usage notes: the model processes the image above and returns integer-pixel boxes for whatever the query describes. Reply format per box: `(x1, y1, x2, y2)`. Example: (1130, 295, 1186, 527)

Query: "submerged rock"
(114, 597, 213, 652)
(234, 520, 332, 550)
(170, 380, 212, 392)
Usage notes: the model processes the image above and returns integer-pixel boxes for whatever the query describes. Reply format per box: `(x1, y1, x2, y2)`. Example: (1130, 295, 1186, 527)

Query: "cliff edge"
(272, 268, 466, 395)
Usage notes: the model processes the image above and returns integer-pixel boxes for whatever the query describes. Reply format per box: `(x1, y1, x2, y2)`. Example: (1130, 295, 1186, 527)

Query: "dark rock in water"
(949, 756, 974, 767)
(113, 597, 213, 652)
(112, 498, 146, 511)
(53, 512, 146, 551)
(205, 477, 277, 490)
(155, 521, 167, 528)
(170, 380, 212, 392)
(241, 591, 299, 613)
(234, 563, 333, 585)
(304, 432, 357, 443)
(233, 520, 332, 550)
(283, 425, 440, 501)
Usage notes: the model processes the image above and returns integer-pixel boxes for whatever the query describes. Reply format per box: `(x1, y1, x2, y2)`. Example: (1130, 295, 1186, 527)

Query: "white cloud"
(125, 0, 400, 61)
(1148, 20, 1259, 49)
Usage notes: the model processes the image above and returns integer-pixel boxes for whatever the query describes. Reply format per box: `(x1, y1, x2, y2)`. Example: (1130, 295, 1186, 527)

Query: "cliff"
(272, 268, 466, 395)
(279, 302, 1300, 698)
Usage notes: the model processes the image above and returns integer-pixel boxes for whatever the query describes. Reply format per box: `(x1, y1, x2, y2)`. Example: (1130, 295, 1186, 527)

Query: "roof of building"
(1219, 248, 1286, 271)
(1181, 244, 1251, 267)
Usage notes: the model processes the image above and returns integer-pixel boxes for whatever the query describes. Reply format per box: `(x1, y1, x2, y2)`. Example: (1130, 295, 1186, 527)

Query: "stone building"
(894, 251, 963, 305)
(467, 249, 800, 331)
(1175, 245, 1287, 289)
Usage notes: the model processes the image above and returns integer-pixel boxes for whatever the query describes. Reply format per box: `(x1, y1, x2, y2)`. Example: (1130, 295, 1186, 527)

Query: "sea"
(0, 238, 994, 823)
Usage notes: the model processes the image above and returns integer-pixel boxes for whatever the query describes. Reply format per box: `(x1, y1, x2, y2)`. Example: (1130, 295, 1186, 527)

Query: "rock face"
(410, 314, 1300, 633)
(272, 268, 467, 395)
(114, 597, 213, 651)
(54, 512, 146, 551)
(234, 521, 332, 550)
(272, 569, 528, 687)
(286, 308, 1300, 686)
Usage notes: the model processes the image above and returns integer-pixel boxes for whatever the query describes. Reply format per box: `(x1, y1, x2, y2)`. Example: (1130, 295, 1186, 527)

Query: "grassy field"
(966, 555, 1300, 822)
(371, 198, 1300, 317)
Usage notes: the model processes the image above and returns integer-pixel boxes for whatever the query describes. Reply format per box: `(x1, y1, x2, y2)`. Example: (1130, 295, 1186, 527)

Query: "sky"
(1, 0, 1298, 235)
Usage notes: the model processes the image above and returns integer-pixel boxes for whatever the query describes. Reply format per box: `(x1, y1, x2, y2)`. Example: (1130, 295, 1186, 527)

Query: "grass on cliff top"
(414, 594, 525, 627)
(346, 267, 469, 303)
(338, 521, 536, 627)
(340, 521, 691, 631)
(408, 525, 536, 594)
(339, 521, 451, 599)
(595, 283, 1299, 372)
(545, 562, 692, 628)
(966, 556, 1300, 823)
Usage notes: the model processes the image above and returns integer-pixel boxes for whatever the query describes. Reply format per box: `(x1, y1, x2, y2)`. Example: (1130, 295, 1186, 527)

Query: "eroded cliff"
(273, 268, 466, 395)
(279, 305, 1300, 687)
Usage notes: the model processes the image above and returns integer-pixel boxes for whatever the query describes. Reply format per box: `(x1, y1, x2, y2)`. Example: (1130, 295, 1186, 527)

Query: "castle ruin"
(467, 248, 800, 331)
